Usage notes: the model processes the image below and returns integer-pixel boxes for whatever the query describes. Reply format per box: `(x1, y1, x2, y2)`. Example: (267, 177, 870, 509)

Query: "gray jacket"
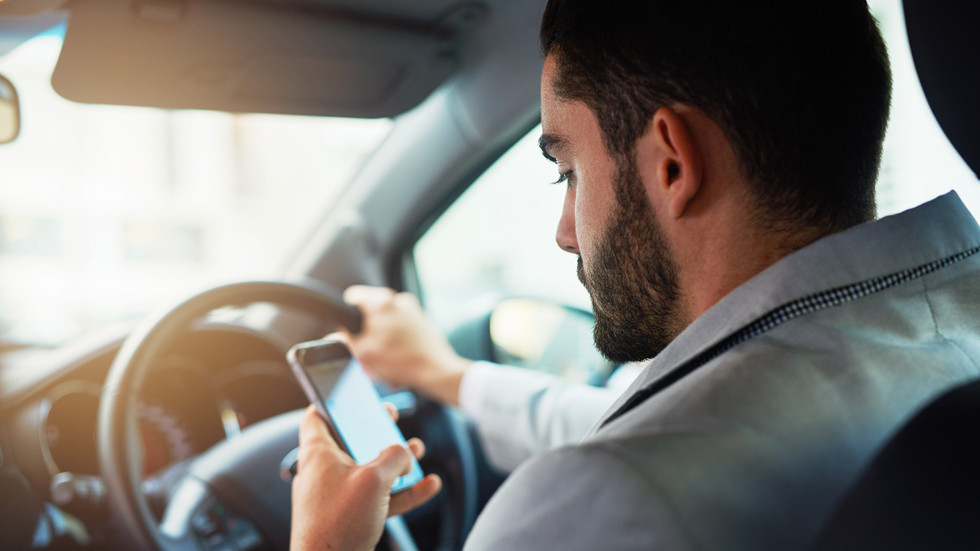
(464, 192, 980, 550)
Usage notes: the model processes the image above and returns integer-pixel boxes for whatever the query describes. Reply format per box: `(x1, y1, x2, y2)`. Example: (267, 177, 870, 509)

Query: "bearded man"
(290, 1, 980, 549)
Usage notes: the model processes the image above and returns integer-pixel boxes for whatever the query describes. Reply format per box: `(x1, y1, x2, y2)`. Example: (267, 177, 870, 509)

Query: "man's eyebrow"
(538, 134, 565, 163)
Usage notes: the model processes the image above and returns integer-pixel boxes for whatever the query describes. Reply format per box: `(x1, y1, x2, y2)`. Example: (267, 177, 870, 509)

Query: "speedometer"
(41, 387, 197, 478)
(40, 367, 227, 479)
(136, 401, 195, 477)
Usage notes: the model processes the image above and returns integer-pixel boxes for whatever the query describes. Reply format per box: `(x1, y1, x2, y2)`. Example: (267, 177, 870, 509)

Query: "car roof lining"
(50, 0, 488, 118)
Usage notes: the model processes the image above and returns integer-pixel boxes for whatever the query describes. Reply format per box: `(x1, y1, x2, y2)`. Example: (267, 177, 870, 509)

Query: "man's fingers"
(298, 405, 330, 446)
(296, 406, 352, 480)
(389, 474, 443, 517)
(406, 437, 425, 460)
(343, 285, 396, 308)
(368, 444, 414, 486)
(367, 441, 436, 517)
(383, 402, 399, 423)
(297, 406, 347, 460)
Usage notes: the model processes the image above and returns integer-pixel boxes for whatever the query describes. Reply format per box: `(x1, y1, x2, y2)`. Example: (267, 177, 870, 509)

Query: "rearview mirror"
(0, 74, 20, 144)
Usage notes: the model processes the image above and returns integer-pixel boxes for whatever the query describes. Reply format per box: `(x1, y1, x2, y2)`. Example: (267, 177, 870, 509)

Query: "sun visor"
(52, 0, 482, 118)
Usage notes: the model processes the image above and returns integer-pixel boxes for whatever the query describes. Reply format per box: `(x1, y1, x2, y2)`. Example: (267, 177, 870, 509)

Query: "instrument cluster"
(29, 354, 307, 502)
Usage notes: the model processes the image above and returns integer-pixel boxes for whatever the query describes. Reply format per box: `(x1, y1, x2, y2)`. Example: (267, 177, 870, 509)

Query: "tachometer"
(41, 383, 101, 476)
(40, 373, 218, 479)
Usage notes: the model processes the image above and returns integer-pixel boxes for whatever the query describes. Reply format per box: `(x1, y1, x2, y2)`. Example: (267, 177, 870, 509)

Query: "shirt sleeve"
(457, 361, 621, 472)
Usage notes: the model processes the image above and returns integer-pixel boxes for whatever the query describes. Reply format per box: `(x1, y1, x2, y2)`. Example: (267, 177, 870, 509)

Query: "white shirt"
(459, 361, 634, 471)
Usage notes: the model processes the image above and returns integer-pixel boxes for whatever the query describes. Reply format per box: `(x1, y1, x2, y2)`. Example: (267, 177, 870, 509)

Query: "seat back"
(812, 378, 980, 550)
(903, 0, 980, 176)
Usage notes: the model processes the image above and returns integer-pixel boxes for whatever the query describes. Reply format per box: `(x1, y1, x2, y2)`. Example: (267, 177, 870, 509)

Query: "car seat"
(811, 379, 980, 549)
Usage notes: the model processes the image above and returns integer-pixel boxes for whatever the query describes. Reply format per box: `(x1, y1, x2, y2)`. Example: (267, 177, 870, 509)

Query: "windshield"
(0, 29, 392, 346)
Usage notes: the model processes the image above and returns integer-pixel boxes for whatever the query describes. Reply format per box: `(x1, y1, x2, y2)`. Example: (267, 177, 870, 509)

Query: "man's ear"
(641, 106, 703, 219)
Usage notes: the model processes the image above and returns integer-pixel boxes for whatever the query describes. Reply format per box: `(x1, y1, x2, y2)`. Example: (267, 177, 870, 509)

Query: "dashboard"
(37, 356, 305, 480)
(0, 321, 313, 548)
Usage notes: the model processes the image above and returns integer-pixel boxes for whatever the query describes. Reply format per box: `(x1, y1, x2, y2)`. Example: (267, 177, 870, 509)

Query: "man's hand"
(290, 405, 442, 551)
(340, 285, 473, 406)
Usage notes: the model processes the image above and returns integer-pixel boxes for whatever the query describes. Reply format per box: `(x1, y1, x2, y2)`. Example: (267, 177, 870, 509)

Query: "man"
(291, 1, 980, 549)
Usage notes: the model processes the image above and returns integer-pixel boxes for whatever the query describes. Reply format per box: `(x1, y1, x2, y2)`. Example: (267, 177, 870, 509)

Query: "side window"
(412, 126, 613, 385)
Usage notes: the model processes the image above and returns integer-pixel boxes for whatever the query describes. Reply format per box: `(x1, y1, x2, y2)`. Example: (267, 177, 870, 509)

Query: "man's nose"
(556, 187, 579, 254)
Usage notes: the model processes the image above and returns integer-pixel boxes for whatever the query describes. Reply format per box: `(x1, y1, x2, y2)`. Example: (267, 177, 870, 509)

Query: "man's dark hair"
(540, 0, 892, 240)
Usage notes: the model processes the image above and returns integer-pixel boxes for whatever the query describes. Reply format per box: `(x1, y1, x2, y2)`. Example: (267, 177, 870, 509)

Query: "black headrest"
(903, 0, 980, 178)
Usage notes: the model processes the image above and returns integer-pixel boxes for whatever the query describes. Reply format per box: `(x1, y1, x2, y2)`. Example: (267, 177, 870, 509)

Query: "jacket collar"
(593, 192, 980, 431)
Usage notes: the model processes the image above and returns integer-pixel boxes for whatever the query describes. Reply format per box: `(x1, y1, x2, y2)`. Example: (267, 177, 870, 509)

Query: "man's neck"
(671, 197, 816, 328)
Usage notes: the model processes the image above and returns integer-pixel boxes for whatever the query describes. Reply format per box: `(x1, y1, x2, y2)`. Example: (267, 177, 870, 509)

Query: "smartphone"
(287, 338, 424, 493)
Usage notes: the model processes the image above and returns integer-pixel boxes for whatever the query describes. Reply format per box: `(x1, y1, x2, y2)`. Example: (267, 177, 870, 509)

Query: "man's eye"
(551, 171, 573, 186)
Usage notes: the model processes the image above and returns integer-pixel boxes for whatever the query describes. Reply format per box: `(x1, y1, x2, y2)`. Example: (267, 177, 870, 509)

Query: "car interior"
(0, 0, 976, 550)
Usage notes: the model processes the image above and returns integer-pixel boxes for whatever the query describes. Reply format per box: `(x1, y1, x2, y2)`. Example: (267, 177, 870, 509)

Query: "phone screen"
(288, 340, 424, 494)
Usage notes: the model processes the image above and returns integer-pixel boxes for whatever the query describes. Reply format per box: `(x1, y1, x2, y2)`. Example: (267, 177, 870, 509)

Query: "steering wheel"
(97, 280, 478, 550)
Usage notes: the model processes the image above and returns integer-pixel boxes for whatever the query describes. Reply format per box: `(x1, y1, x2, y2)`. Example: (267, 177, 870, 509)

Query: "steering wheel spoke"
(161, 476, 266, 551)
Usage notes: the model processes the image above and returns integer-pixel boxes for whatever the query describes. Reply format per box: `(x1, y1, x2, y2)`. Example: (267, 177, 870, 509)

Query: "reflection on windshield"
(0, 31, 391, 346)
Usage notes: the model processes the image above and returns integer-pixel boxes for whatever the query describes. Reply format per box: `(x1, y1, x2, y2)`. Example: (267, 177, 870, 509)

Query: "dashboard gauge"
(40, 364, 227, 479)
(136, 401, 195, 477)
(140, 363, 229, 451)
(41, 384, 196, 478)
(41, 383, 102, 476)
(37, 345, 299, 484)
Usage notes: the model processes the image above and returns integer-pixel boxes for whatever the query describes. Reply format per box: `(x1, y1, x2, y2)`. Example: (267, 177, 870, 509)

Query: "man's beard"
(578, 158, 682, 364)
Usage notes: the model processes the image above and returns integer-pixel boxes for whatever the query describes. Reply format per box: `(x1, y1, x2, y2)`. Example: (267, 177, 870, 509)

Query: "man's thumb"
(368, 444, 413, 487)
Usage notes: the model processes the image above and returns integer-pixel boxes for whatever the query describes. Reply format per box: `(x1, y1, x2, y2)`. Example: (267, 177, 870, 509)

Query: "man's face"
(541, 56, 682, 363)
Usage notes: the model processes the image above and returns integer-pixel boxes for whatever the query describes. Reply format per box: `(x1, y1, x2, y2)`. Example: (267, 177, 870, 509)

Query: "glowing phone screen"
(296, 343, 423, 493)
